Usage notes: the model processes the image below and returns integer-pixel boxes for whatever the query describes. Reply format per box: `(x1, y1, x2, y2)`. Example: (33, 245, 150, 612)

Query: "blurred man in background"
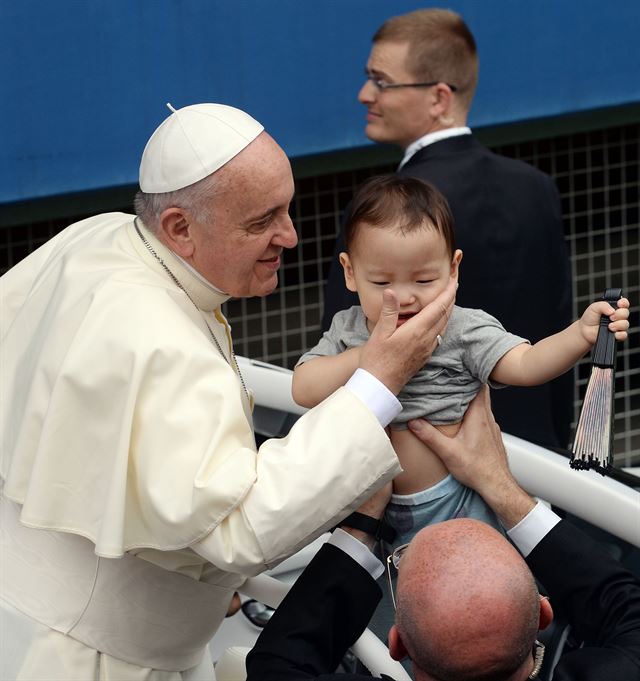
(323, 8, 573, 450)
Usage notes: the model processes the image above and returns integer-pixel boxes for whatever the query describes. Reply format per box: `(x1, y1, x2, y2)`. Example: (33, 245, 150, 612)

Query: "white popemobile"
(211, 357, 640, 681)
(2, 357, 638, 681)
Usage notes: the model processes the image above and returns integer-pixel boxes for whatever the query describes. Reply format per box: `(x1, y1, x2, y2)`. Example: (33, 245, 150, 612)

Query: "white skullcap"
(139, 103, 264, 193)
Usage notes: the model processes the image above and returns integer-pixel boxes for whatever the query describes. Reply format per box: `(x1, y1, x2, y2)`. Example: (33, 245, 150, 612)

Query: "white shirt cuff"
(328, 528, 385, 580)
(507, 501, 561, 557)
(345, 368, 402, 428)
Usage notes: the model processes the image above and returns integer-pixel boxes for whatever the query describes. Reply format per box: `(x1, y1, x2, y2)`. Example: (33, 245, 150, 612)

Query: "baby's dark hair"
(344, 175, 455, 257)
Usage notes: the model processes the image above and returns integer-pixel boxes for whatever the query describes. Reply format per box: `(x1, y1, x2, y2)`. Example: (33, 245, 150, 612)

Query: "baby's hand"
(579, 297, 630, 344)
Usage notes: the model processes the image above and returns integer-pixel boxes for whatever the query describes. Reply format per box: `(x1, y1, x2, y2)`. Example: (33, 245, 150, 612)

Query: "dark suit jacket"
(322, 135, 573, 449)
(245, 521, 640, 680)
(527, 521, 640, 680)
(245, 542, 393, 680)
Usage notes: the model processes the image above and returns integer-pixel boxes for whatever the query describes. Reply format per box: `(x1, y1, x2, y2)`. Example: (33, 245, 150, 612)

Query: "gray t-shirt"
(297, 305, 528, 427)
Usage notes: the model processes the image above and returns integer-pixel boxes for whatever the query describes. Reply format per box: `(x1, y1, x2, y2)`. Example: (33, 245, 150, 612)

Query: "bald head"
(395, 519, 539, 681)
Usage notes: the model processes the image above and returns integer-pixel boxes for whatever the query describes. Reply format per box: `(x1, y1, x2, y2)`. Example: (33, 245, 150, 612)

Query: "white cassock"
(0, 213, 400, 680)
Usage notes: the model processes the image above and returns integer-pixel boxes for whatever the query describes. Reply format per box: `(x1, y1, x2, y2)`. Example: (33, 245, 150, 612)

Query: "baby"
(293, 174, 630, 547)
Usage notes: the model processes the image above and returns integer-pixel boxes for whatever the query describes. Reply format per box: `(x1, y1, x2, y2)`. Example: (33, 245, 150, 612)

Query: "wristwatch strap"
(340, 511, 396, 543)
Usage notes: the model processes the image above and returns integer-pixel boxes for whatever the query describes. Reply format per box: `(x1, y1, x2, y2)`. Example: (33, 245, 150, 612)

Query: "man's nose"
(274, 216, 298, 249)
(358, 79, 376, 104)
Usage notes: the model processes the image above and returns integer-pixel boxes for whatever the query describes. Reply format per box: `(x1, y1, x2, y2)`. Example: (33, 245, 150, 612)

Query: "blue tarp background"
(2, 0, 639, 203)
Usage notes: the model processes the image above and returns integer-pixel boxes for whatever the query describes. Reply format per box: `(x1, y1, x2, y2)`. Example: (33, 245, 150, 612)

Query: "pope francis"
(0, 103, 454, 680)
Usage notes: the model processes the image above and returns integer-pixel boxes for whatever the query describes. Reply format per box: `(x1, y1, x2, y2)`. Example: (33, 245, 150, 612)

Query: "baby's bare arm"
(292, 347, 361, 408)
(491, 297, 630, 386)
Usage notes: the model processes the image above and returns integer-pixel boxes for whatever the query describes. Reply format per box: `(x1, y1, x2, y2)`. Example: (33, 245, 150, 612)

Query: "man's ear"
(430, 82, 455, 122)
(538, 596, 554, 631)
(339, 252, 358, 292)
(450, 249, 463, 278)
(432, 81, 467, 127)
(158, 207, 195, 258)
(388, 624, 409, 661)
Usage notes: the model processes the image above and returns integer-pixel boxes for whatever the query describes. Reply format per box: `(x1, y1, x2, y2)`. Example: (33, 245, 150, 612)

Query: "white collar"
(176, 255, 228, 296)
(398, 127, 471, 169)
(129, 219, 230, 312)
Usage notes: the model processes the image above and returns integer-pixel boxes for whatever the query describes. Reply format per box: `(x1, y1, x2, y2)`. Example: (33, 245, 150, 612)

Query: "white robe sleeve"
(192, 385, 400, 574)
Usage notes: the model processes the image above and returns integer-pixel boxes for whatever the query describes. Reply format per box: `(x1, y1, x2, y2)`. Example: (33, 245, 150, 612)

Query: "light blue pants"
(384, 474, 503, 549)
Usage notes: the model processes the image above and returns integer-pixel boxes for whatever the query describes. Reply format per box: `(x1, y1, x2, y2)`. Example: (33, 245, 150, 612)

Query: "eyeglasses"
(385, 542, 409, 610)
(365, 70, 458, 92)
(386, 544, 546, 679)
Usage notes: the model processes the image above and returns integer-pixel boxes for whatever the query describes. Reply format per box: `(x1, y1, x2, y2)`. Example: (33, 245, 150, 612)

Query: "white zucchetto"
(139, 103, 264, 193)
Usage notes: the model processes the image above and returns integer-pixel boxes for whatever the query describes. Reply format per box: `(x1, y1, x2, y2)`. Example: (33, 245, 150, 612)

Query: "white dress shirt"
(336, 501, 561, 578)
(345, 368, 402, 428)
(398, 126, 471, 170)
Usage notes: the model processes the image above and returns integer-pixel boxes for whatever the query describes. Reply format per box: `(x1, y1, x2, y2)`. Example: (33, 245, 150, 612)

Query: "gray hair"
(133, 171, 220, 232)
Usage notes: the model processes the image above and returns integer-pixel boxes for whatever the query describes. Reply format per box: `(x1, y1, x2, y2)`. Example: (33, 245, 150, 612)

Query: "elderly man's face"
(190, 133, 297, 297)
